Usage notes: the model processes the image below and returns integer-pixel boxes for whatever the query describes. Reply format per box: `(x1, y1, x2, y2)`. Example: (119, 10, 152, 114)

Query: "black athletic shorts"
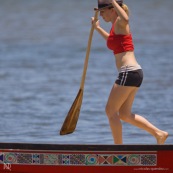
(115, 66, 143, 87)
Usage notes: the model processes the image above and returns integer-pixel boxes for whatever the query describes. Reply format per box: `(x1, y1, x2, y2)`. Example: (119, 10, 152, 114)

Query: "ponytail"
(122, 4, 129, 16)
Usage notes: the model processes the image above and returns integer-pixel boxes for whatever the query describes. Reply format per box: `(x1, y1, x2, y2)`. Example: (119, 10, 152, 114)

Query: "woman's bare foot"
(156, 131, 169, 145)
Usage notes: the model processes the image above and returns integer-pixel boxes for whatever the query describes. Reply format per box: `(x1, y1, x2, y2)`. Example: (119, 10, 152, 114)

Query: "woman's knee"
(105, 104, 118, 119)
(119, 110, 133, 122)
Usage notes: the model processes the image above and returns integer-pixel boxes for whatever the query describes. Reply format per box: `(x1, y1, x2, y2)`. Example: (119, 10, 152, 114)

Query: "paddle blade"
(60, 89, 83, 135)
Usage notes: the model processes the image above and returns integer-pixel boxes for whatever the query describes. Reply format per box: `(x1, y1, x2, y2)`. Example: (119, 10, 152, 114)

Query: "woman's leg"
(119, 88, 168, 144)
(105, 84, 135, 144)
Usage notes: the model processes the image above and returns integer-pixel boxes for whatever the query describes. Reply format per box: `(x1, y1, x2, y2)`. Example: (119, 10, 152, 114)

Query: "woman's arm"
(111, 0, 129, 23)
(96, 26, 109, 40)
(91, 17, 109, 40)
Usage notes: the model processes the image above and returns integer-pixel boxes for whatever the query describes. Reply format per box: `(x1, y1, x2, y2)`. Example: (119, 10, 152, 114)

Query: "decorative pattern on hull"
(0, 152, 157, 166)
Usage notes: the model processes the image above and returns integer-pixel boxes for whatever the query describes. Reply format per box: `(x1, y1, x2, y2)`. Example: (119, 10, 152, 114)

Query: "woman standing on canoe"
(92, 0, 168, 144)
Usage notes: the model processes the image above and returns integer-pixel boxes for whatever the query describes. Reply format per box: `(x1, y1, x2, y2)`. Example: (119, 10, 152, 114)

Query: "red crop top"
(107, 24, 134, 54)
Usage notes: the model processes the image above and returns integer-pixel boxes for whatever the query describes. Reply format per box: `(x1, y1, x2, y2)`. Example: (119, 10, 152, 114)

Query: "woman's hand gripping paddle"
(60, 10, 99, 135)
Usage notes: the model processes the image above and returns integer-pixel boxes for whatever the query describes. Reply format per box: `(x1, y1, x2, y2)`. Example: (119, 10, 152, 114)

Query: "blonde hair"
(122, 4, 129, 16)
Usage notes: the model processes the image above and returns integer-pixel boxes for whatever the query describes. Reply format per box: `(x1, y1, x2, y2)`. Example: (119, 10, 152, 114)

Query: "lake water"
(0, 0, 172, 145)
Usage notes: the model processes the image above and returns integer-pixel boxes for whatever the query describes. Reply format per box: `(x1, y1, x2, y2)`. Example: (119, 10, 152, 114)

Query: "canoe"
(0, 143, 173, 173)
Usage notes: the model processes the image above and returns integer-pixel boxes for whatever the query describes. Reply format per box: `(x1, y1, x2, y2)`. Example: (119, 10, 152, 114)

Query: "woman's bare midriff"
(114, 51, 139, 70)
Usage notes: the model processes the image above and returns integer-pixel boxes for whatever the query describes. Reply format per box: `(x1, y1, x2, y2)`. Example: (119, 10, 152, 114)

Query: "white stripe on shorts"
(122, 71, 128, 86)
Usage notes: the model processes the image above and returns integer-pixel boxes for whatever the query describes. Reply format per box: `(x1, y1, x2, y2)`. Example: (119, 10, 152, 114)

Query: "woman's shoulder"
(113, 17, 130, 34)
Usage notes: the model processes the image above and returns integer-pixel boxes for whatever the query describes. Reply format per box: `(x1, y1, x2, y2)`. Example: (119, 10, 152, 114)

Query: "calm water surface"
(0, 0, 172, 144)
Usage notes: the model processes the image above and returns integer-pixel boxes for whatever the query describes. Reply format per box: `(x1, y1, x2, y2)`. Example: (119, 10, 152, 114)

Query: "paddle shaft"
(80, 11, 98, 89)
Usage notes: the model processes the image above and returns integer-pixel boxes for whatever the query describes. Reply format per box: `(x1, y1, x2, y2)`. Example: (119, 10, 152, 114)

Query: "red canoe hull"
(0, 143, 172, 173)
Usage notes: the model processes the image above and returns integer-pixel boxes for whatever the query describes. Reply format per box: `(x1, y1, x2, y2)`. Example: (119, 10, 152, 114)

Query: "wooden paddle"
(60, 10, 98, 135)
